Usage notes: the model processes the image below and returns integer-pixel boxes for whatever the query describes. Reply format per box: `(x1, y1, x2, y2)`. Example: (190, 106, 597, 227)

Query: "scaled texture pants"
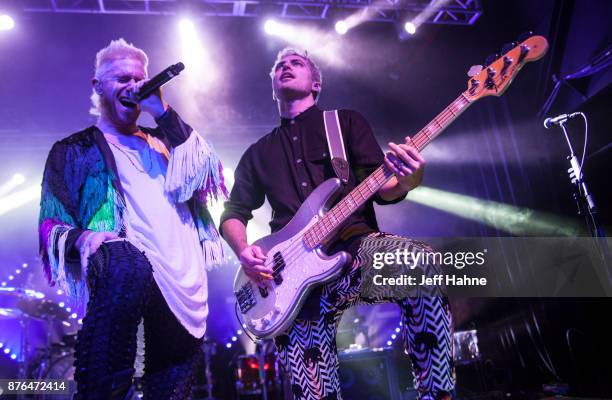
(73, 240, 202, 400)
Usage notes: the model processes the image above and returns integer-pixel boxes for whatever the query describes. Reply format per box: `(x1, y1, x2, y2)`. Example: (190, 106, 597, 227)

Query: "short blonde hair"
(270, 47, 322, 101)
(89, 38, 149, 116)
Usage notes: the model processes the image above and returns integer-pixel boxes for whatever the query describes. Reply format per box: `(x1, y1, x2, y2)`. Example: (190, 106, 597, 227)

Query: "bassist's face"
(272, 55, 320, 102)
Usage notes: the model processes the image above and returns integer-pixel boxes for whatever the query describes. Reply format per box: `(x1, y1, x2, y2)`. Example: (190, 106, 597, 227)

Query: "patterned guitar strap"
(323, 110, 350, 185)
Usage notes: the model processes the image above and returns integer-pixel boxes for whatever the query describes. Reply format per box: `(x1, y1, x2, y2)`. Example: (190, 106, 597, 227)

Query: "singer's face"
(97, 58, 146, 127)
(272, 55, 318, 102)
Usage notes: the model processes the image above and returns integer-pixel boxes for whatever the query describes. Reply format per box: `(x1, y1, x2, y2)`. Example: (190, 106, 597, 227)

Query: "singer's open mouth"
(119, 97, 137, 108)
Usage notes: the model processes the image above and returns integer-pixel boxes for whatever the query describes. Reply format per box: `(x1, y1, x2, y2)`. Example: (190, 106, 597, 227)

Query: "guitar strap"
(323, 110, 350, 184)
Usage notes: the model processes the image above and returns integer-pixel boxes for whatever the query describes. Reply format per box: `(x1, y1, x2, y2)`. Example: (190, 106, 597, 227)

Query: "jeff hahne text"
(371, 248, 488, 287)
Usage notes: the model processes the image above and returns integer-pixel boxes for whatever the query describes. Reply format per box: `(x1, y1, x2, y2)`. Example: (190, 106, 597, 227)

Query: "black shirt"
(220, 105, 406, 239)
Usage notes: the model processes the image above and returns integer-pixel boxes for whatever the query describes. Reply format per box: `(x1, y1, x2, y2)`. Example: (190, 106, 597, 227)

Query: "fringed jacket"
(38, 108, 226, 302)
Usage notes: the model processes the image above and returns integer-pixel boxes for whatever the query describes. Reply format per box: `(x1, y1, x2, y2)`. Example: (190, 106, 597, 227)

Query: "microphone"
(543, 112, 581, 129)
(133, 62, 185, 102)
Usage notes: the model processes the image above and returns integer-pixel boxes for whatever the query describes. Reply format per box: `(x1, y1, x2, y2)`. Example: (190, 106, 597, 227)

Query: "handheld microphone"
(134, 62, 185, 102)
(543, 112, 581, 129)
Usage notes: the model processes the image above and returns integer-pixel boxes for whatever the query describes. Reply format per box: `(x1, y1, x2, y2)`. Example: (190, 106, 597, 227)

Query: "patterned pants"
(73, 240, 202, 400)
(274, 233, 455, 400)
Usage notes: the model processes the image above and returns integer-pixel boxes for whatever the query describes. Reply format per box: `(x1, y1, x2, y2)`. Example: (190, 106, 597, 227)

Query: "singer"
(38, 38, 226, 399)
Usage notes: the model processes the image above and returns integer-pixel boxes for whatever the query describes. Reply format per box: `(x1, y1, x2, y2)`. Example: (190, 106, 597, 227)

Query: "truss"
(21, 0, 482, 25)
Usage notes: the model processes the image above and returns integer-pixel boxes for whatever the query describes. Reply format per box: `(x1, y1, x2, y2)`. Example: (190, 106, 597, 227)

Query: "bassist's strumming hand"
(239, 245, 273, 283)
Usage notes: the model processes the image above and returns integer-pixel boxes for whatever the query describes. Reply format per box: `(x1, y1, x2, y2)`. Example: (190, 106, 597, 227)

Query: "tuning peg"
(501, 42, 517, 55)
(484, 53, 499, 67)
(517, 31, 534, 43)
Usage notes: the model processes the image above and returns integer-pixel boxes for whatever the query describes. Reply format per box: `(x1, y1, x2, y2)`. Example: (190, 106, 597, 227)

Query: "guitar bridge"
(236, 282, 256, 314)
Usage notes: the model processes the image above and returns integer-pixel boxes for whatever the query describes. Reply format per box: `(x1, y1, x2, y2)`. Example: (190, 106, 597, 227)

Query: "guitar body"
(233, 178, 351, 339)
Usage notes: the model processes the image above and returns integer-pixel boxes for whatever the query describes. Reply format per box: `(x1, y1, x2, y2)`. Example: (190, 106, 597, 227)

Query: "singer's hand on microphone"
(130, 79, 168, 119)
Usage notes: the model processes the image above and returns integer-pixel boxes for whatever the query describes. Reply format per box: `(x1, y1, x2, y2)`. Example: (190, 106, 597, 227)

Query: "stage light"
(3, 348, 9, 354)
(22, 263, 28, 268)
(225, 343, 232, 349)
(264, 19, 279, 35)
(231, 336, 237, 342)
(0, 343, 3, 348)
(0, 15, 15, 31)
(0, 173, 26, 197)
(404, 21, 416, 35)
(0, 185, 40, 216)
(10, 354, 16, 360)
(335, 20, 348, 35)
(386, 340, 393, 346)
(178, 18, 195, 33)
(56, 289, 63, 295)
(13, 173, 24, 184)
(59, 302, 65, 307)
(175, 16, 218, 122)
(263, 19, 343, 67)
(406, 186, 582, 236)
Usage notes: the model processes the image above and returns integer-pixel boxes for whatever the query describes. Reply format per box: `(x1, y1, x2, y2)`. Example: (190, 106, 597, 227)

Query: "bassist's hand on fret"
(239, 245, 273, 283)
(384, 140, 425, 192)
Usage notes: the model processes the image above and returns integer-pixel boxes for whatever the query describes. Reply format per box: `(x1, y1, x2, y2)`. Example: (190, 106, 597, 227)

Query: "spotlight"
(335, 20, 348, 35)
(10, 354, 16, 360)
(0, 15, 15, 31)
(3, 348, 9, 354)
(225, 343, 232, 349)
(178, 18, 195, 33)
(0, 173, 26, 197)
(404, 21, 416, 35)
(264, 19, 279, 36)
(12, 174, 25, 185)
(386, 340, 393, 346)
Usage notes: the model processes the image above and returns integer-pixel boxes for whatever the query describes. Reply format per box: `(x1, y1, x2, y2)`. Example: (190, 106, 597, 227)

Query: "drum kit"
(0, 286, 77, 398)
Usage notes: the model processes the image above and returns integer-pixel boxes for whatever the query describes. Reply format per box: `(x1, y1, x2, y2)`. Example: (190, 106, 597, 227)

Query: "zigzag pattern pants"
(274, 233, 455, 400)
(73, 240, 202, 400)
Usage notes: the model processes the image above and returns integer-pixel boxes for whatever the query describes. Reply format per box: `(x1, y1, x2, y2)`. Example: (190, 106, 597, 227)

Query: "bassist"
(220, 48, 454, 400)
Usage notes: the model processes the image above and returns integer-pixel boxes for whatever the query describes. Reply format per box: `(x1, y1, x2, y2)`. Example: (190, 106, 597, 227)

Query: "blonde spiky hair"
(89, 38, 148, 116)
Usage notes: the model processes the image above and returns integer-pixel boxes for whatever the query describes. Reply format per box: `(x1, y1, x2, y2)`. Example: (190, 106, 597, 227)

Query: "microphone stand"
(554, 117, 611, 280)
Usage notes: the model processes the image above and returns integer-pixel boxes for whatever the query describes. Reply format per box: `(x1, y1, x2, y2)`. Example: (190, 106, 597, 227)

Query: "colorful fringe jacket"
(38, 108, 226, 303)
